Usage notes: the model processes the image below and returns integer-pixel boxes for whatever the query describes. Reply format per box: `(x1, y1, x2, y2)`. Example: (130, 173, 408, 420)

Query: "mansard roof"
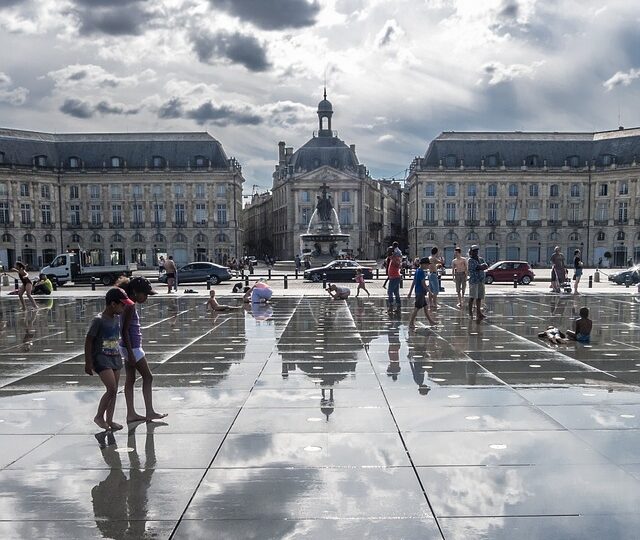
(288, 134, 359, 173)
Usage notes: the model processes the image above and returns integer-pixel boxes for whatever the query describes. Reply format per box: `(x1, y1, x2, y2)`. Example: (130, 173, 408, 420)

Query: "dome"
(317, 98, 333, 112)
(289, 135, 359, 172)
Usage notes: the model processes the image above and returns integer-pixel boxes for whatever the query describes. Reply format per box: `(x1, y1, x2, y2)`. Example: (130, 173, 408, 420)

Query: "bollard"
(295, 268, 298, 280)
(244, 276, 249, 287)
(626, 277, 631, 288)
(249, 265, 254, 275)
(284, 275, 288, 289)
(588, 275, 593, 288)
(322, 272, 327, 289)
(399, 277, 403, 289)
(513, 274, 518, 288)
(206, 278, 211, 291)
(376, 268, 379, 280)
(268, 267, 272, 280)
(14, 278, 19, 291)
(91, 276, 96, 291)
(241, 268, 245, 279)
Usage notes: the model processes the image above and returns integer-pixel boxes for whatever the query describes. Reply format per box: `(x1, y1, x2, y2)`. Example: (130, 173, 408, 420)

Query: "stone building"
(270, 93, 397, 260)
(0, 129, 244, 269)
(407, 128, 640, 266)
(242, 191, 274, 259)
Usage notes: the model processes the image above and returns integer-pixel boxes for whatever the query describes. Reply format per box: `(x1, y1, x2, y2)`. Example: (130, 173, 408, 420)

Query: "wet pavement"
(0, 293, 639, 539)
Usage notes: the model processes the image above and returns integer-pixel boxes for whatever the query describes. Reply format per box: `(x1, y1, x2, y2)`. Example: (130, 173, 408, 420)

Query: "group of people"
(7, 262, 54, 309)
(549, 246, 583, 295)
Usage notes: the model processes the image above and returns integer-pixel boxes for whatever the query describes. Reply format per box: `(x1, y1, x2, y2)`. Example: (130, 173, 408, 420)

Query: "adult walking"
(386, 246, 402, 313)
(163, 256, 177, 294)
(451, 247, 468, 308)
(467, 245, 488, 321)
(573, 249, 583, 295)
(550, 246, 566, 293)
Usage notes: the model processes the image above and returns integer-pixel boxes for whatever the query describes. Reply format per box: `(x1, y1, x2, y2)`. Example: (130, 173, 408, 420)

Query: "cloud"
(0, 0, 23, 7)
(0, 72, 28, 105)
(156, 97, 262, 126)
(603, 68, 640, 91)
(480, 60, 544, 85)
(190, 30, 270, 71)
(376, 19, 403, 48)
(47, 64, 157, 90)
(66, 0, 155, 36)
(209, 0, 320, 30)
(60, 98, 140, 118)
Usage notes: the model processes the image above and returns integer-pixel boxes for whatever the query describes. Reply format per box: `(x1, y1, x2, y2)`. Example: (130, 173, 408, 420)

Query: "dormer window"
(34, 155, 47, 167)
(568, 155, 580, 168)
(152, 156, 165, 169)
(194, 155, 206, 168)
(445, 154, 456, 168)
(602, 154, 613, 166)
(110, 156, 123, 168)
(69, 157, 80, 169)
(486, 154, 498, 167)
(526, 155, 539, 167)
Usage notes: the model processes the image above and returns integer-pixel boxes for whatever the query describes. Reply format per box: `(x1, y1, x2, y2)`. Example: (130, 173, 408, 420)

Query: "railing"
(422, 220, 438, 226)
(527, 220, 542, 227)
(132, 222, 145, 228)
(593, 220, 608, 226)
(615, 219, 629, 225)
(89, 222, 103, 229)
(465, 220, 479, 227)
(172, 221, 187, 228)
(110, 222, 124, 229)
(20, 221, 34, 228)
(568, 220, 583, 227)
(67, 222, 82, 229)
(444, 220, 458, 226)
(194, 221, 208, 228)
(41, 222, 55, 229)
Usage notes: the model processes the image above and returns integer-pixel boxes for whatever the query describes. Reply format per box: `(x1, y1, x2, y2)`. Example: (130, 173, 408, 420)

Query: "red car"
(485, 261, 535, 285)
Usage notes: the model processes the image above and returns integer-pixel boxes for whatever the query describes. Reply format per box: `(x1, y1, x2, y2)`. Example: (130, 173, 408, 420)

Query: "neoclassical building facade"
(407, 129, 640, 266)
(0, 129, 244, 269)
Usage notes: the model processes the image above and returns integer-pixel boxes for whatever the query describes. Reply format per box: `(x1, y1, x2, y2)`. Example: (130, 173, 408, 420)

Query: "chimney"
(278, 141, 286, 164)
(350, 144, 356, 153)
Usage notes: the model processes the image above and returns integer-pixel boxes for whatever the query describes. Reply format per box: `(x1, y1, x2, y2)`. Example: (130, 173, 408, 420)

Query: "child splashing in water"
(115, 276, 167, 423)
(355, 269, 370, 297)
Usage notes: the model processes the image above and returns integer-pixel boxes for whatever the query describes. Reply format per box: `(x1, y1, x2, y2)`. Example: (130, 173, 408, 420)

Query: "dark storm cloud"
(60, 98, 140, 118)
(191, 30, 270, 71)
(209, 0, 320, 30)
(67, 70, 88, 81)
(156, 97, 263, 126)
(0, 0, 23, 8)
(66, 0, 154, 36)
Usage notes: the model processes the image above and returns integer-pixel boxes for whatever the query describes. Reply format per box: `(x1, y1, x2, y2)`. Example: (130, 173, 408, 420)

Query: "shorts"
(118, 346, 146, 362)
(414, 293, 427, 309)
(469, 282, 485, 300)
(576, 333, 590, 343)
(93, 353, 123, 373)
(454, 274, 467, 293)
(574, 268, 583, 278)
(428, 273, 439, 295)
(165, 273, 175, 279)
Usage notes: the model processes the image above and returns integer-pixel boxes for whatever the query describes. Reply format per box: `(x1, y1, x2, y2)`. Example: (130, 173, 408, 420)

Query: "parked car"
(304, 260, 374, 282)
(158, 262, 231, 285)
(485, 261, 535, 285)
(608, 264, 640, 285)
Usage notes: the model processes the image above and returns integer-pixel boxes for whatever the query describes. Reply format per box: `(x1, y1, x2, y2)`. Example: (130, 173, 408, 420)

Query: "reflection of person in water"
(407, 329, 433, 395)
(386, 320, 401, 381)
(92, 421, 164, 538)
(21, 309, 38, 351)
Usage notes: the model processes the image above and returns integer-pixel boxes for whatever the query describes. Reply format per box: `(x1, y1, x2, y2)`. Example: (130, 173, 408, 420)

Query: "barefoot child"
(355, 269, 370, 297)
(407, 257, 436, 327)
(566, 307, 593, 343)
(115, 276, 167, 423)
(11, 262, 38, 309)
(84, 287, 134, 430)
(206, 289, 240, 311)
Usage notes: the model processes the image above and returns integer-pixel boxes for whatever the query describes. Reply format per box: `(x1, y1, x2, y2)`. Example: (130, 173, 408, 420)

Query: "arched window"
(195, 232, 207, 243)
(111, 233, 124, 243)
(616, 231, 625, 241)
(446, 184, 456, 197)
(466, 232, 479, 242)
(425, 232, 435, 241)
(71, 233, 82, 243)
(570, 184, 580, 197)
(90, 233, 102, 243)
(153, 233, 165, 243)
(44, 234, 55, 243)
(69, 156, 80, 169)
(425, 183, 435, 197)
(487, 232, 496, 241)
(131, 232, 145, 243)
(2, 233, 14, 243)
(508, 184, 518, 197)
(467, 184, 477, 197)
(216, 233, 229, 243)
(445, 232, 458, 243)
(550, 184, 559, 197)
(549, 232, 559, 241)
(23, 233, 36, 243)
(174, 232, 187, 243)
(507, 232, 519, 242)
(488, 184, 497, 197)
(596, 231, 605, 241)
(569, 232, 580, 241)
(528, 232, 539, 241)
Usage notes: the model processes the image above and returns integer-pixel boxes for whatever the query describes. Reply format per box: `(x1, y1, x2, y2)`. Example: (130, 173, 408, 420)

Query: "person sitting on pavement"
(327, 283, 350, 300)
(32, 273, 53, 295)
(566, 307, 593, 343)
(243, 280, 273, 303)
(206, 290, 240, 311)
(538, 326, 568, 344)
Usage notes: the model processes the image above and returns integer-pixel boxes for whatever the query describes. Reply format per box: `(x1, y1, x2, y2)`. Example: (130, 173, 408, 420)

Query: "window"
(111, 233, 124, 243)
(216, 204, 227, 224)
(111, 156, 122, 168)
(425, 183, 435, 196)
(445, 155, 456, 168)
(70, 185, 79, 199)
(487, 155, 498, 167)
(596, 202, 608, 221)
(300, 207, 312, 225)
(550, 184, 559, 197)
(526, 155, 539, 167)
(596, 231, 605, 241)
(174, 203, 186, 224)
(488, 231, 497, 241)
(618, 202, 628, 223)
(20, 183, 29, 197)
(216, 184, 226, 197)
(466, 202, 477, 221)
(549, 202, 559, 221)
(529, 184, 538, 197)
(619, 181, 628, 195)
(153, 203, 165, 224)
(487, 202, 497, 222)
(111, 204, 123, 225)
(152, 156, 164, 169)
(569, 203, 580, 222)
(216, 233, 229, 243)
(195, 184, 206, 198)
(602, 154, 612, 166)
(90, 185, 100, 199)
(467, 184, 477, 197)
(569, 155, 580, 168)
(467, 232, 479, 242)
(110, 185, 122, 200)
(195, 232, 207, 243)
(425, 232, 435, 241)
(133, 232, 146, 243)
(529, 232, 539, 241)
(41, 204, 51, 225)
(194, 155, 206, 168)
(90, 204, 102, 225)
(69, 157, 80, 169)
(300, 191, 310, 202)
(445, 202, 456, 222)
(570, 184, 580, 197)
(425, 203, 435, 222)
(507, 201, 519, 221)
(131, 203, 143, 224)
(0, 202, 9, 223)
(44, 233, 54, 243)
(70, 204, 81, 225)
(41, 184, 50, 199)
(20, 203, 31, 224)
(446, 184, 456, 197)
(174, 184, 185, 199)
(528, 202, 539, 221)
(341, 191, 351, 203)
(569, 232, 580, 242)
(152, 184, 163, 198)
(616, 231, 625, 241)
(0, 183, 6, 197)
(195, 203, 207, 224)
(339, 207, 352, 225)
(35, 155, 47, 167)
(508, 184, 518, 197)
(599, 184, 608, 196)
(488, 184, 497, 197)
(132, 184, 143, 198)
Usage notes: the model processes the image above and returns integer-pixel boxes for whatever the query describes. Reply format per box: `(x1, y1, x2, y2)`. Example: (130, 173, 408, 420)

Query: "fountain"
(299, 183, 350, 262)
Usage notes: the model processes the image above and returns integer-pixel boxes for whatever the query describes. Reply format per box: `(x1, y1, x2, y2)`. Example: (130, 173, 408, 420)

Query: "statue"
(316, 185, 333, 222)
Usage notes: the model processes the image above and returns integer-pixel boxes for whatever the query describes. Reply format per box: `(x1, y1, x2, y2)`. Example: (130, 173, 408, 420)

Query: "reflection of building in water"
(278, 300, 360, 418)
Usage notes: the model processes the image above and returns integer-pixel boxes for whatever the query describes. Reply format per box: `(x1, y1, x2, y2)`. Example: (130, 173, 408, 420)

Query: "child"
(206, 289, 240, 311)
(354, 269, 370, 297)
(407, 257, 436, 328)
(115, 276, 167, 423)
(537, 326, 568, 344)
(327, 283, 350, 299)
(566, 307, 593, 343)
(243, 280, 273, 303)
(382, 247, 393, 289)
(11, 262, 38, 309)
(84, 287, 134, 430)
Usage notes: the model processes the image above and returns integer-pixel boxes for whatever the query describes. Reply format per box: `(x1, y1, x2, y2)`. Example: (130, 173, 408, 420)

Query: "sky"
(1, 0, 640, 194)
